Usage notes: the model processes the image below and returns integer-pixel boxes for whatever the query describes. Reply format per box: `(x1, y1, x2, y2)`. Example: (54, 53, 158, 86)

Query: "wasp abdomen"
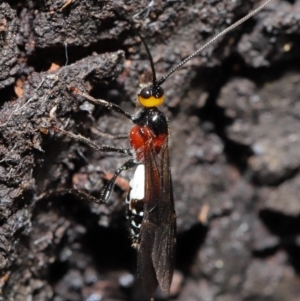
(126, 164, 145, 247)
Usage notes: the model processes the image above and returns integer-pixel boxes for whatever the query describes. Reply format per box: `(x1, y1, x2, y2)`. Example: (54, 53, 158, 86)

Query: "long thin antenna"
(157, 0, 273, 85)
(114, 8, 157, 85)
(135, 28, 157, 85)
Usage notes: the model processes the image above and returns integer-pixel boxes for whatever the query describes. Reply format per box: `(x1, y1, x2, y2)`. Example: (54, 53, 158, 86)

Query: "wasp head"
(138, 84, 165, 108)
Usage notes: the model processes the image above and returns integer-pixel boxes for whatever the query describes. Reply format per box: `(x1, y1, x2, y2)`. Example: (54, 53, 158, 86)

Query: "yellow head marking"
(138, 85, 165, 108)
(138, 95, 165, 108)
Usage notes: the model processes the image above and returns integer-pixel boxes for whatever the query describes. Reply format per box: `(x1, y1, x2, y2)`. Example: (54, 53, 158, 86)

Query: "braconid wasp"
(52, 0, 273, 298)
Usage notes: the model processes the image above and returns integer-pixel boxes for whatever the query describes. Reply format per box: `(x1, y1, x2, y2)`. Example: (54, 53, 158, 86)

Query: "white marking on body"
(130, 229, 138, 237)
(132, 242, 140, 249)
(129, 201, 144, 216)
(131, 220, 141, 228)
(129, 164, 145, 200)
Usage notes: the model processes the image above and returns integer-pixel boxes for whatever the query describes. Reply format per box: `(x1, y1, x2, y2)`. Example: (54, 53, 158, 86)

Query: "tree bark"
(1, 0, 300, 300)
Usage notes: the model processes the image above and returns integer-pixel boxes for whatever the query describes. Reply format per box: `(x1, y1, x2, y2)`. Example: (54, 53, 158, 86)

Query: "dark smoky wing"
(152, 213, 176, 293)
(152, 140, 176, 294)
(158, 138, 176, 223)
(137, 144, 161, 297)
(138, 138, 176, 296)
(137, 221, 158, 296)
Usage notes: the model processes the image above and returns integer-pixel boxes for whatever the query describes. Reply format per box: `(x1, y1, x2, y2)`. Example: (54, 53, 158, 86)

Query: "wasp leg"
(36, 188, 105, 204)
(71, 87, 132, 121)
(100, 159, 139, 203)
(53, 126, 132, 156)
(90, 127, 128, 140)
(37, 159, 137, 205)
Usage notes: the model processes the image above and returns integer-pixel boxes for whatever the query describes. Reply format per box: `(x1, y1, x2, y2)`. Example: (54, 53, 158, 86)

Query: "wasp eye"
(139, 87, 152, 99)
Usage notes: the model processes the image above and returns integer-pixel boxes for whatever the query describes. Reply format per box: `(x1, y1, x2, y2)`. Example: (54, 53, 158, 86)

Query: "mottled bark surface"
(0, 0, 300, 300)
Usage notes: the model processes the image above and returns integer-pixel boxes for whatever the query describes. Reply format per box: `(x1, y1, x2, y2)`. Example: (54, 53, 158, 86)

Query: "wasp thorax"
(138, 85, 165, 108)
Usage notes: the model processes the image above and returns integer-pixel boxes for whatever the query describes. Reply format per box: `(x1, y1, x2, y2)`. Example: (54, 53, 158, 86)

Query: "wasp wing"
(137, 137, 176, 296)
(137, 142, 160, 296)
(152, 140, 176, 293)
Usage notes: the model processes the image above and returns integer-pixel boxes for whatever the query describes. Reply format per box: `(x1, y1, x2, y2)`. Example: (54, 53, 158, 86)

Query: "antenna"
(157, 0, 273, 86)
(113, 8, 157, 85)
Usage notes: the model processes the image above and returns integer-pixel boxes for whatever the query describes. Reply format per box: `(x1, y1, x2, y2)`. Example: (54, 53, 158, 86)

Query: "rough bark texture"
(0, 0, 300, 300)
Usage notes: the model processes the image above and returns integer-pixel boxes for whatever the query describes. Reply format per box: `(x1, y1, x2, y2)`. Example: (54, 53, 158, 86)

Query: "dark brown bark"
(1, 0, 300, 300)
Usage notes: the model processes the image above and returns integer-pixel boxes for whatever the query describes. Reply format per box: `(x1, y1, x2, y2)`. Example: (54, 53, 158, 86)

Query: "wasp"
(55, 0, 273, 297)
